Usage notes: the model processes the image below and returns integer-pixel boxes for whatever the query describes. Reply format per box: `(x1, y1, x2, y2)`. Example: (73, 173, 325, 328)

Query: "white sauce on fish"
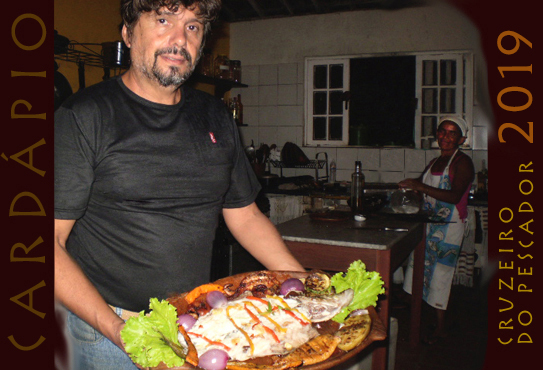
(182, 290, 353, 362)
(185, 295, 318, 361)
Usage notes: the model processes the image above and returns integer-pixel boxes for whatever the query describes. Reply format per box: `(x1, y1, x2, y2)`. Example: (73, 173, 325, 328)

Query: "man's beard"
(144, 46, 202, 87)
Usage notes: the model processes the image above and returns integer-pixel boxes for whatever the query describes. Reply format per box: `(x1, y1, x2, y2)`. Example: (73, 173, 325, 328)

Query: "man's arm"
(54, 219, 125, 348)
(222, 203, 305, 272)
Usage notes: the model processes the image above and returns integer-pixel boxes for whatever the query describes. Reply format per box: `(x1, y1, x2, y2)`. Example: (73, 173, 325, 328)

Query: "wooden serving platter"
(154, 271, 386, 370)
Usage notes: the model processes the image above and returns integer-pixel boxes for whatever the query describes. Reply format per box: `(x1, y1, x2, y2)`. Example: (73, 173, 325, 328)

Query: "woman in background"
(399, 116, 475, 344)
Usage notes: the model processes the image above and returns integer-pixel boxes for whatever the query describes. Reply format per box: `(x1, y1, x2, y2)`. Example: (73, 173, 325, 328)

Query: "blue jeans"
(65, 308, 139, 370)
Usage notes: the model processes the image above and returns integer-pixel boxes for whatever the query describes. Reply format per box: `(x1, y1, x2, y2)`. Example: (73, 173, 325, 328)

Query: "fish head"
(290, 289, 354, 323)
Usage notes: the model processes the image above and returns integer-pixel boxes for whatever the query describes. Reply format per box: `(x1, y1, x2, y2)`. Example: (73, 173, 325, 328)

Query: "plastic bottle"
(329, 159, 337, 183)
(350, 161, 365, 214)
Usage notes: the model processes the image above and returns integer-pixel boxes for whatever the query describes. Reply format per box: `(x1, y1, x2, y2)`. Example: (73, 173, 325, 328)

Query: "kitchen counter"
(276, 212, 426, 370)
(279, 212, 417, 250)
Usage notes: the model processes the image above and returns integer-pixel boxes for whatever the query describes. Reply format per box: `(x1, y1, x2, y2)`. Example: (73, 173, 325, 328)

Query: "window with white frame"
(304, 58, 350, 146)
(304, 52, 473, 148)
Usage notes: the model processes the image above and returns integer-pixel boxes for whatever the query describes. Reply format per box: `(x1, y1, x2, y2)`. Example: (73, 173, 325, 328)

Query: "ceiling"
(217, 0, 427, 23)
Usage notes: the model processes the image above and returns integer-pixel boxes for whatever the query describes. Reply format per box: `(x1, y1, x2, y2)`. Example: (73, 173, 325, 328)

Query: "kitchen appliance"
(101, 41, 130, 68)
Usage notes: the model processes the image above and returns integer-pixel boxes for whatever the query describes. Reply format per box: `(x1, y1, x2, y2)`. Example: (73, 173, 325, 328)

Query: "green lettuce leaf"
(120, 298, 185, 368)
(330, 260, 385, 323)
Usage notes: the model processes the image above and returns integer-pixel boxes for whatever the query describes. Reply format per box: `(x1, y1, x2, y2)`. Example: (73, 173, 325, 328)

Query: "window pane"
(329, 117, 343, 140)
(421, 116, 437, 149)
(313, 117, 326, 140)
(313, 92, 327, 115)
(422, 116, 437, 137)
(440, 60, 456, 85)
(313, 65, 328, 89)
(423, 60, 437, 86)
(422, 88, 437, 113)
(329, 64, 344, 88)
(440, 88, 456, 113)
(329, 90, 343, 114)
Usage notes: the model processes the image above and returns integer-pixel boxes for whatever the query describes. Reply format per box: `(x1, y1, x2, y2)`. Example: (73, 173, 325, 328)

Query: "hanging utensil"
(245, 140, 256, 162)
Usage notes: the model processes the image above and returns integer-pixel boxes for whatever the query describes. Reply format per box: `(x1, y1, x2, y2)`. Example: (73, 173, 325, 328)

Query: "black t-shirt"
(54, 76, 260, 311)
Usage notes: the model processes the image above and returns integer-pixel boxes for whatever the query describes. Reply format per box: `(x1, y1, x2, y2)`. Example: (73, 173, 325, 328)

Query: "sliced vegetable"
(244, 301, 286, 333)
(282, 309, 310, 326)
(178, 325, 199, 367)
(304, 271, 332, 294)
(245, 296, 268, 305)
(188, 332, 232, 351)
(244, 304, 280, 343)
(226, 305, 254, 355)
(185, 283, 225, 305)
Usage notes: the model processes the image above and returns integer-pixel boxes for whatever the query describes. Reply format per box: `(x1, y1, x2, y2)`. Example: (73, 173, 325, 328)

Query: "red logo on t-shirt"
(209, 132, 217, 143)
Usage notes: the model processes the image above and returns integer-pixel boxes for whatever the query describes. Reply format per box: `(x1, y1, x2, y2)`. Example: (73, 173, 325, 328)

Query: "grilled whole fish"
(184, 290, 353, 362)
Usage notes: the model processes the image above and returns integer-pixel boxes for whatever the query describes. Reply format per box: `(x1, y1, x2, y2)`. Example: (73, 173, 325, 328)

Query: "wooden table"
(276, 213, 425, 370)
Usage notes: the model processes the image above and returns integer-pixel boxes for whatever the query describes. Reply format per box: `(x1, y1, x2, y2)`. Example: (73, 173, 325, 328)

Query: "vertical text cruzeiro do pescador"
(496, 30, 533, 345)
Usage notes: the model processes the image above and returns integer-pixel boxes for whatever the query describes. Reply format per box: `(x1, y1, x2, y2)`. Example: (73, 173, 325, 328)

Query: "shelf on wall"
(270, 152, 329, 182)
(54, 42, 104, 68)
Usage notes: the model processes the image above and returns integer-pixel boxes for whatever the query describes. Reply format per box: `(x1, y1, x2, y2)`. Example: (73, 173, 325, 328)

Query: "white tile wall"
(425, 149, 441, 165)
(380, 149, 405, 171)
(241, 65, 259, 86)
(336, 148, 358, 171)
(404, 149, 426, 173)
(240, 86, 258, 106)
(405, 171, 423, 179)
(296, 84, 304, 106)
(277, 84, 297, 106)
(259, 64, 278, 85)
(380, 171, 405, 184)
(258, 106, 277, 126)
(358, 149, 380, 171)
(367, 170, 382, 183)
(277, 126, 303, 149)
(243, 106, 259, 128)
(235, 64, 487, 185)
(258, 126, 278, 147)
(277, 106, 303, 126)
(258, 85, 278, 106)
(278, 63, 298, 84)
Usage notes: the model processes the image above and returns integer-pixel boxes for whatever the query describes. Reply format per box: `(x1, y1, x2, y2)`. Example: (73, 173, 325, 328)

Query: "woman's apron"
(403, 150, 467, 310)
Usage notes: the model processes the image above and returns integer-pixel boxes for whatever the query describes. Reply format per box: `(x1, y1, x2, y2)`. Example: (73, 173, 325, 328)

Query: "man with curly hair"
(54, 1, 304, 368)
